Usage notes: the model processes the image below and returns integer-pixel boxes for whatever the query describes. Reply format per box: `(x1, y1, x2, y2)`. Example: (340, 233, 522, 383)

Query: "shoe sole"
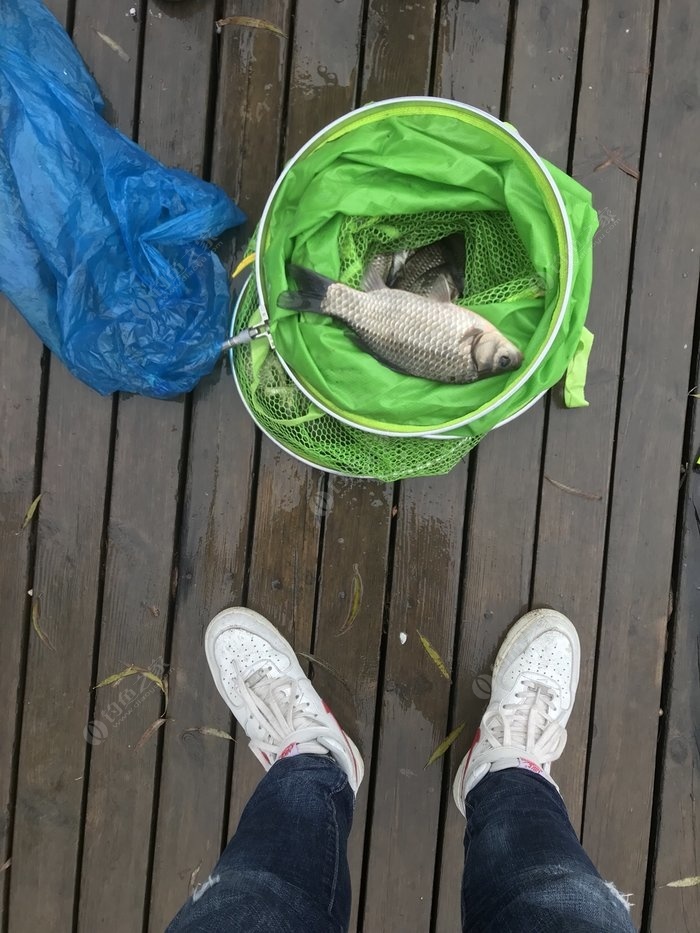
(205, 607, 364, 788)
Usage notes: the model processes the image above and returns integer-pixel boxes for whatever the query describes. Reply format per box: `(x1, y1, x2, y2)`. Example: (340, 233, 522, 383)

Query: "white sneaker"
(453, 608, 580, 816)
(205, 607, 364, 793)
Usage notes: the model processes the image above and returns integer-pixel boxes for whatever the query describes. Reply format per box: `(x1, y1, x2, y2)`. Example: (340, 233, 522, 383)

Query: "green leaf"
(337, 564, 363, 636)
(94, 665, 168, 710)
(417, 630, 451, 681)
(17, 493, 42, 534)
(425, 722, 465, 768)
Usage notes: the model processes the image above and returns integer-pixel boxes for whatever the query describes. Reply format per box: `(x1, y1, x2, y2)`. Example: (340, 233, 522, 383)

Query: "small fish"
(278, 264, 523, 385)
(363, 234, 466, 302)
(362, 250, 410, 290)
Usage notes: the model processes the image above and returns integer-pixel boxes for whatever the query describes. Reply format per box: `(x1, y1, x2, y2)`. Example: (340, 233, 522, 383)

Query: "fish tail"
(277, 264, 335, 314)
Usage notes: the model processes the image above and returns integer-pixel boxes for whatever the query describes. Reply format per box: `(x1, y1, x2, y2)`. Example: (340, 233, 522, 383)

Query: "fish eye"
(498, 355, 511, 368)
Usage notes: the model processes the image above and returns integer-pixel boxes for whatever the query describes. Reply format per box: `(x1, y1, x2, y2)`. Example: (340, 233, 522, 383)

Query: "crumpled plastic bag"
(0, 0, 245, 397)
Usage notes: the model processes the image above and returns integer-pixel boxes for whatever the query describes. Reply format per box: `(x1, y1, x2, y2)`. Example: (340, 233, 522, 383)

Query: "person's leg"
(167, 607, 364, 933)
(453, 609, 636, 933)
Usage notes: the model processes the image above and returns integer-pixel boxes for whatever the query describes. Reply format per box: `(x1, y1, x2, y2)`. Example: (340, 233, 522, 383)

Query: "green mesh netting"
(230, 100, 597, 479)
(260, 103, 597, 436)
(232, 275, 481, 481)
(337, 209, 543, 306)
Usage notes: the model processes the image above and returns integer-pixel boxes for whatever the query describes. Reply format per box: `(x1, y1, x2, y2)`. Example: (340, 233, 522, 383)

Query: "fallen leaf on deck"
(188, 861, 202, 896)
(425, 722, 465, 767)
(134, 717, 169, 751)
(417, 631, 451, 681)
(0, 858, 10, 873)
(336, 564, 363, 636)
(32, 598, 56, 652)
(594, 144, 640, 180)
(544, 475, 602, 501)
(181, 726, 235, 742)
(17, 493, 42, 534)
(94, 665, 168, 709)
(215, 16, 287, 39)
(665, 876, 700, 888)
(95, 31, 131, 62)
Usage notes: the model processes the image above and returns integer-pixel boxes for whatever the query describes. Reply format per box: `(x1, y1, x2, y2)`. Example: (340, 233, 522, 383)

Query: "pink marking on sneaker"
(279, 742, 298, 759)
(517, 758, 545, 776)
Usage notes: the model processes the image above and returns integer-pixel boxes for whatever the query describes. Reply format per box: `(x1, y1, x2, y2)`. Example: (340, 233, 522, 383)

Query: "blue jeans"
(167, 755, 636, 932)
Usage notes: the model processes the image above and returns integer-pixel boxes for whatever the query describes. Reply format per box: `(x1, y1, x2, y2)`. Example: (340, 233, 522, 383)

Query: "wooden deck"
(1, 1, 699, 930)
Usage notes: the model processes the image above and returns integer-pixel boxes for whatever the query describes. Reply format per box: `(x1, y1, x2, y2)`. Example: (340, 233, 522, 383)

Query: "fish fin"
(361, 263, 388, 292)
(423, 273, 455, 303)
(460, 327, 484, 347)
(278, 264, 335, 314)
(387, 249, 411, 285)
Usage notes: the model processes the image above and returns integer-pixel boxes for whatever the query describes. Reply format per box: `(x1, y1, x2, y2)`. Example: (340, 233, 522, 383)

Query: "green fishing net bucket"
(230, 97, 598, 480)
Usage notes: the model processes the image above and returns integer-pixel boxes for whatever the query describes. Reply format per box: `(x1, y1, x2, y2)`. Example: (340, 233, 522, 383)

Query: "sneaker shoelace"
(483, 677, 567, 767)
(238, 666, 333, 761)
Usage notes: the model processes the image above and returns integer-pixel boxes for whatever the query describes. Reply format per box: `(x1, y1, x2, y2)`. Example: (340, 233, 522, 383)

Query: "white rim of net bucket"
(228, 274, 472, 479)
(253, 96, 575, 440)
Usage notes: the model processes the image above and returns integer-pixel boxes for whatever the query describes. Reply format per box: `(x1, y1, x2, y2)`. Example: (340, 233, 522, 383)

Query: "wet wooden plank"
(76, 4, 219, 930)
(223, 0, 369, 849)
(361, 466, 468, 932)
(6, 0, 141, 927)
(147, 2, 290, 926)
(286, 0, 365, 154)
(582, 0, 700, 921)
(647, 358, 700, 930)
(433, 2, 583, 927)
(312, 476, 393, 932)
(362, 0, 438, 100)
(226, 451, 324, 835)
(532, 0, 655, 831)
(7, 365, 114, 933)
(435, 0, 510, 117)
(0, 303, 44, 928)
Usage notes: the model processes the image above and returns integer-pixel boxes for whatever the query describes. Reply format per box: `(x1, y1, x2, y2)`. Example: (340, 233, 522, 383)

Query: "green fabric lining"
(256, 103, 597, 436)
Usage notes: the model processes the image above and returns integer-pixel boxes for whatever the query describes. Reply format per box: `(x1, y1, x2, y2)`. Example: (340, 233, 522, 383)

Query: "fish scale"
(324, 283, 481, 382)
(278, 264, 523, 385)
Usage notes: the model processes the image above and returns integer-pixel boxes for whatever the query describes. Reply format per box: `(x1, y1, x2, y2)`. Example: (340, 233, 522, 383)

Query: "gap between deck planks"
(434, 1, 588, 927)
(582, 0, 699, 922)
(4, 0, 120, 929)
(75, 5, 218, 932)
(146, 0, 289, 926)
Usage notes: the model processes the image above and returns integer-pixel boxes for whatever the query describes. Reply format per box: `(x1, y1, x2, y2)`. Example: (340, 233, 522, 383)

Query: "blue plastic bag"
(0, 0, 245, 397)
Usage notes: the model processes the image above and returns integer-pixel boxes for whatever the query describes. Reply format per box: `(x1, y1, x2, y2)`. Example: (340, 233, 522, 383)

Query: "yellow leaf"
(425, 722, 465, 768)
(134, 717, 169, 751)
(94, 665, 141, 689)
(17, 494, 42, 534)
(95, 31, 130, 62)
(188, 861, 202, 896)
(337, 564, 363, 636)
(31, 598, 56, 652)
(666, 876, 700, 888)
(215, 16, 287, 39)
(417, 630, 451, 681)
(181, 727, 235, 742)
(94, 666, 168, 709)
